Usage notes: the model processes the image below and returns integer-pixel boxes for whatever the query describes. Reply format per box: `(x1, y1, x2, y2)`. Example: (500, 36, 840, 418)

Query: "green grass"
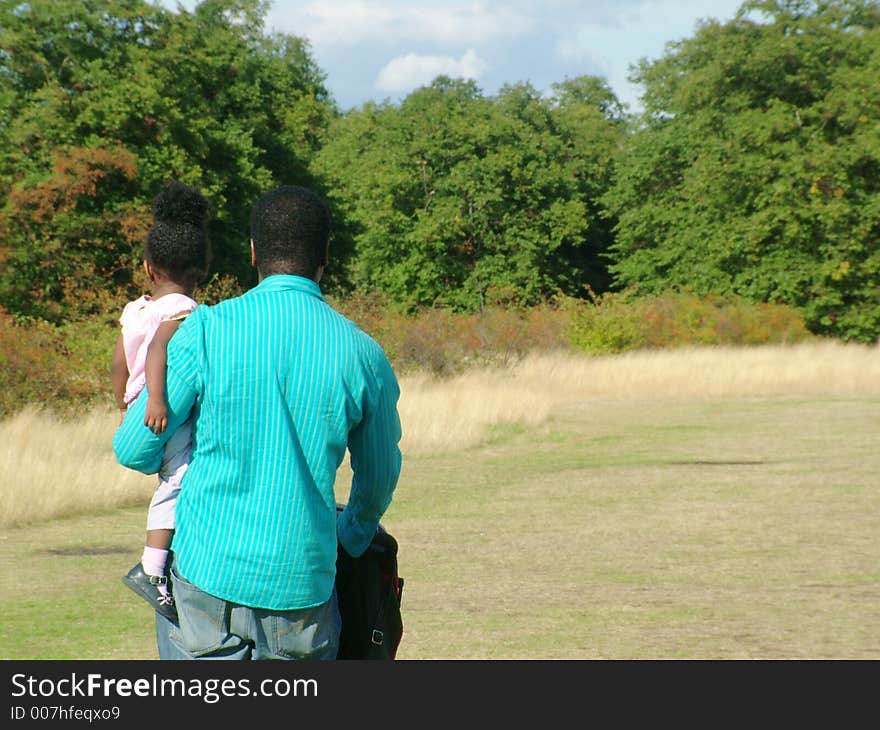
(2, 394, 879, 659)
(0, 508, 162, 659)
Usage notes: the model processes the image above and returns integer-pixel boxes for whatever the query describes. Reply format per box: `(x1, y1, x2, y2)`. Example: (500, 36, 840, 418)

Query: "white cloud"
(272, 1, 532, 47)
(550, 0, 744, 112)
(376, 49, 488, 92)
(555, 30, 605, 65)
(409, 3, 531, 44)
(159, 0, 748, 111)
(280, 1, 397, 46)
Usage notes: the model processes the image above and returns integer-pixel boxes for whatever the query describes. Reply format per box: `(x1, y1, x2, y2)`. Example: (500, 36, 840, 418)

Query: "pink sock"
(141, 546, 169, 577)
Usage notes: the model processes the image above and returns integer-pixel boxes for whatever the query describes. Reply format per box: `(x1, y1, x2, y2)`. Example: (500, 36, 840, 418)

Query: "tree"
(311, 76, 625, 311)
(0, 145, 145, 322)
(0, 0, 333, 321)
(603, 0, 880, 341)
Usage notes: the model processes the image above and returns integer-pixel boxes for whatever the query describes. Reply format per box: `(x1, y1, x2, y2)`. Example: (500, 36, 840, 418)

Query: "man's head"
(249, 185, 331, 280)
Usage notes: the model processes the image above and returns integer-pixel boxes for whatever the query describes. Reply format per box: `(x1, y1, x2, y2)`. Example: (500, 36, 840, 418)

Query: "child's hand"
(144, 398, 168, 435)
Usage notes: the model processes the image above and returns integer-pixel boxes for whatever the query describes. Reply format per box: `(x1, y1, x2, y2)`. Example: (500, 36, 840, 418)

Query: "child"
(111, 181, 210, 622)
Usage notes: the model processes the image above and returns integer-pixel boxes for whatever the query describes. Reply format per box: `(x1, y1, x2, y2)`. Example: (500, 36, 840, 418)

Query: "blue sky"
(160, 1, 747, 112)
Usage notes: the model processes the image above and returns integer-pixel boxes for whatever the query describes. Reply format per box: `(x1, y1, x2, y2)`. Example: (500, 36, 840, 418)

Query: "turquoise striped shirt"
(113, 275, 402, 610)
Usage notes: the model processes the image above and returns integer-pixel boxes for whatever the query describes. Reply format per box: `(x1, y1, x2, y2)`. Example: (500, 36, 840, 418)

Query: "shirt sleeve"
(118, 296, 147, 331)
(156, 294, 198, 322)
(337, 343, 403, 557)
(113, 310, 202, 474)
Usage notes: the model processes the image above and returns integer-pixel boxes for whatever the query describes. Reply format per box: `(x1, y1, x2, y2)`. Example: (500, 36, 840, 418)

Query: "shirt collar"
(250, 274, 325, 300)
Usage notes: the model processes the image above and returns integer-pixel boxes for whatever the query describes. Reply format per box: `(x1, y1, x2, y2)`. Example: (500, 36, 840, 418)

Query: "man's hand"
(144, 397, 168, 434)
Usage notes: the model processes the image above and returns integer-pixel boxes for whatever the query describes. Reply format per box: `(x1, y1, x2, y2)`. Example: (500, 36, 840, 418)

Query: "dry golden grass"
(0, 407, 156, 528)
(1, 340, 877, 526)
(398, 339, 880, 454)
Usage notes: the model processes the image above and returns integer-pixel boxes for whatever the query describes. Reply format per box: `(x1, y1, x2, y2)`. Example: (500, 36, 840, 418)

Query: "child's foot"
(122, 562, 178, 623)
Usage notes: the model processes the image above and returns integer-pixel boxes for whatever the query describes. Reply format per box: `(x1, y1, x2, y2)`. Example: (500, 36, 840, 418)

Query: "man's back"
(115, 274, 402, 610)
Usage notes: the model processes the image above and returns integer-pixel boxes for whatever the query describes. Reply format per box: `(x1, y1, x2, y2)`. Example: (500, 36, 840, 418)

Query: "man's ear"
(250, 240, 257, 268)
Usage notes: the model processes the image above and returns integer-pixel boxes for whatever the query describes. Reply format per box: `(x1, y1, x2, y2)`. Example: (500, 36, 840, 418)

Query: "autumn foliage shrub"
(0, 308, 115, 420)
(0, 290, 813, 421)
(564, 291, 812, 354)
(335, 290, 811, 370)
(331, 291, 571, 375)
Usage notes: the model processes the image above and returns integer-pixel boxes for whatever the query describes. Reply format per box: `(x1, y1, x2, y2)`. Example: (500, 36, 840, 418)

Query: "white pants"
(146, 419, 192, 531)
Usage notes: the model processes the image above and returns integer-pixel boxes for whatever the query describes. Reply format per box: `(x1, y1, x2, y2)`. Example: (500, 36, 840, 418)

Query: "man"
(114, 185, 403, 660)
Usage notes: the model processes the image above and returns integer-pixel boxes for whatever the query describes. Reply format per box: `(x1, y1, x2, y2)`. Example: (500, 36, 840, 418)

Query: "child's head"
(145, 181, 211, 291)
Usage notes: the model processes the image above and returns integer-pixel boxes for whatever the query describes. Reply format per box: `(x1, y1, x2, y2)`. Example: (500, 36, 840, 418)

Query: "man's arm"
(338, 350, 403, 558)
(113, 315, 200, 474)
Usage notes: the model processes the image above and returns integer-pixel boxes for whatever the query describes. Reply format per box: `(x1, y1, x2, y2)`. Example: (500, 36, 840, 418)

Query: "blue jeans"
(155, 560, 340, 660)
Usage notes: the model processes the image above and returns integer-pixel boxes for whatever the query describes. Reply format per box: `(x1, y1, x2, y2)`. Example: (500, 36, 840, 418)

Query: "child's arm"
(110, 332, 130, 421)
(143, 317, 186, 435)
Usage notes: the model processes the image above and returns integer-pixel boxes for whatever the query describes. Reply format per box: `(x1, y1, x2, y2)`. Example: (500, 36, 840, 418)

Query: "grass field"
(1, 342, 878, 659)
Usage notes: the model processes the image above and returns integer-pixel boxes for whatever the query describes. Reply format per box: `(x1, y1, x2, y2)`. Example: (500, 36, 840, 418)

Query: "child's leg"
(146, 529, 174, 549)
(141, 423, 190, 580)
(140, 481, 179, 590)
(122, 479, 180, 619)
(141, 528, 174, 590)
(122, 424, 190, 620)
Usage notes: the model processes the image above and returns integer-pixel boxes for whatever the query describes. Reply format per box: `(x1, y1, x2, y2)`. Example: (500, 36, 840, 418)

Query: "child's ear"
(143, 260, 154, 282)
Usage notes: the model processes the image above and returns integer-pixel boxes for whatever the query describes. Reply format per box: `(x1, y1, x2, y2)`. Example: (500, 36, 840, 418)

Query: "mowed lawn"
(2, 391, 878, 659)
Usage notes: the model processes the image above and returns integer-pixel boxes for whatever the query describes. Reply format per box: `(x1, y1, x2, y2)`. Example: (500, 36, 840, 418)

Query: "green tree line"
(1, 0, 878, 341)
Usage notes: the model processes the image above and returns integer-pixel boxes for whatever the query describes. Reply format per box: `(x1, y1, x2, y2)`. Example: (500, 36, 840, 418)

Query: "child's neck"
(151, 282, 193, 299)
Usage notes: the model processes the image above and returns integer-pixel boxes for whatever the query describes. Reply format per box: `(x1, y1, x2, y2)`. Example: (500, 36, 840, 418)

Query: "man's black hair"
(250, 185, 330, 278)
(146, 181, 211, 289)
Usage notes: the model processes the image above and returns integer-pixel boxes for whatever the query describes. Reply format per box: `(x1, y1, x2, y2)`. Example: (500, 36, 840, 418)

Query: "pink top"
(119, 293, 198, 406)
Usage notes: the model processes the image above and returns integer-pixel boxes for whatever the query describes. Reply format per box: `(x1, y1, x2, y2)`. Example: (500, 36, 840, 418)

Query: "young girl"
(111, 181, 210, 622)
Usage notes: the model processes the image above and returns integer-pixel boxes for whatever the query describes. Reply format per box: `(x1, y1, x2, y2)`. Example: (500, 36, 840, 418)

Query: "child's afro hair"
(146, 181, 211, 289)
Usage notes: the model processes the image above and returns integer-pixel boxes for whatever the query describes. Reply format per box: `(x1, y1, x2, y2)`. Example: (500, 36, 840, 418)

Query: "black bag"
(335, 504, 404, 660)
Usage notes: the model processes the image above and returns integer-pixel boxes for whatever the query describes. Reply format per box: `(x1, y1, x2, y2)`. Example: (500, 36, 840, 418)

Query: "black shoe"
(122, 562, 178, 624)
